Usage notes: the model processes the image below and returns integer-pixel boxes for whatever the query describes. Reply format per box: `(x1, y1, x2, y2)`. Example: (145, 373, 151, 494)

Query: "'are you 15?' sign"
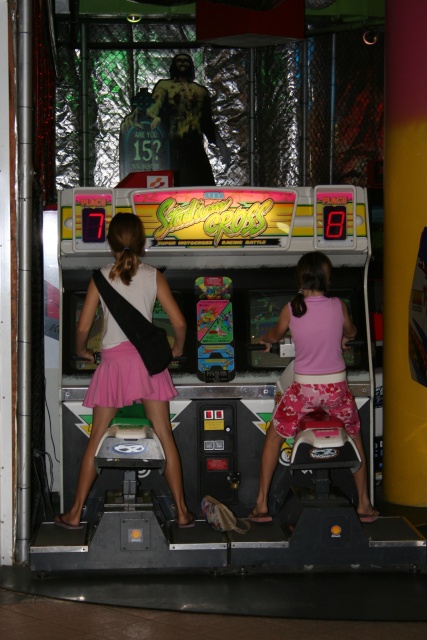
(131, 188, 297, 249)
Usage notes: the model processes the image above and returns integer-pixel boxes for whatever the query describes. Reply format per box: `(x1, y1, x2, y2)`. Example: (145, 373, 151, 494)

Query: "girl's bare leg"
(142, 399, 193, 526)
(352, 433, 379, 517)
(58, 406, 117, 527)
(252, 425, 285, 517)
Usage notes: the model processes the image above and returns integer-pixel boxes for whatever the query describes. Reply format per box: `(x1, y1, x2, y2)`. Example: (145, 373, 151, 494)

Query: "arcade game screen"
(69, 293, 103, 371)
(63, 289, 184, 374)
(249, 291, 294, 369)
(248, 290, 363, 370)
(62, 267, 367, 377)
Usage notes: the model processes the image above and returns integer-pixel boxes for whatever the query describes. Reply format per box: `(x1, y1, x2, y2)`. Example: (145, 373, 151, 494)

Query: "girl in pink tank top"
(249, 251, 378, 524)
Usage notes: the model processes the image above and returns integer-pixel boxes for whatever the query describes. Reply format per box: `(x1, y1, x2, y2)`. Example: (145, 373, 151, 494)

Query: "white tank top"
(99, 262, 157, 349)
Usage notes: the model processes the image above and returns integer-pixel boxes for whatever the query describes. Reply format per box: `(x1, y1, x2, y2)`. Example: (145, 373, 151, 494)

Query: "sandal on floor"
(358, 511, 380, 523)
(249, 512, 273, 523)
(54, 514, 84, 530)
(177, 513, 196, 529)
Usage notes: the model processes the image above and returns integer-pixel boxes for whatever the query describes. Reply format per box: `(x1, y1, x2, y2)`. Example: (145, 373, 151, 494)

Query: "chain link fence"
(55, 18, 384, 192)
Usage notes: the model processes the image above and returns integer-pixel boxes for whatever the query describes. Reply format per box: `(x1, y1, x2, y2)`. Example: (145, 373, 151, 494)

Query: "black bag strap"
(92, 269, 157, 343)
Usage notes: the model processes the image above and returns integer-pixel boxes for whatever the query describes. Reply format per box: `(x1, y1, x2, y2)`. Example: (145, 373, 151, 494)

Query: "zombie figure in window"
(147, 53, 229, 186)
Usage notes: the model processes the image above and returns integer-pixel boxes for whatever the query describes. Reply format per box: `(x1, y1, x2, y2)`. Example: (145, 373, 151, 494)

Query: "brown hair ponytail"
(107, 213, 146, 285)
(290, 251, 332, 318)
(291, 289, 307, 318)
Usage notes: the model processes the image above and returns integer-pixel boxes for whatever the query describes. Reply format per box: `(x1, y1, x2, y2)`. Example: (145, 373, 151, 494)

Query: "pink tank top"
(289, 296, 345, 375)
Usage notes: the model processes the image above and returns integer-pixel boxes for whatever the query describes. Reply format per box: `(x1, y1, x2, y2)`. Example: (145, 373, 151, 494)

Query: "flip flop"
(178, 513, 196, 529)
(54, 514, 84, 530)
(359, 512, 380, 523)
(249, 512, 273, 523)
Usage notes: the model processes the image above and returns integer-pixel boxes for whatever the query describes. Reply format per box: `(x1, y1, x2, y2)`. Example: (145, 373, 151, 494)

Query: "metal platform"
(30, 500, 426, 574)
(30, 508, 228, 573)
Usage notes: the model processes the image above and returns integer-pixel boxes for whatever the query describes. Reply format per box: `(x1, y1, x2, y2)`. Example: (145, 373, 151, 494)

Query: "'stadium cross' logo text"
(153, 197, 272, 246)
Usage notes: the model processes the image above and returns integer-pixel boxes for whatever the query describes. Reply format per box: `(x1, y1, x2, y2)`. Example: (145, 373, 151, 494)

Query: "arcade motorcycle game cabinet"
(30, 185, 426, 573)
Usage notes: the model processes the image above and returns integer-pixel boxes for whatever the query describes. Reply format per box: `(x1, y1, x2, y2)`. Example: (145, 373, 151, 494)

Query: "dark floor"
(1, 584, 427, 640)
(1, 488, 427, 635)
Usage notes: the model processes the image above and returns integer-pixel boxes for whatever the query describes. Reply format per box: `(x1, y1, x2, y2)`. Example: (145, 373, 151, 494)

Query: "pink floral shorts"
(272, 381, 360, 439)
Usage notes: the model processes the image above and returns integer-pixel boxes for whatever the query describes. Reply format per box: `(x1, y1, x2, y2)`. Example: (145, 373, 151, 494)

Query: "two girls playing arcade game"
(56, 215, 378, 530)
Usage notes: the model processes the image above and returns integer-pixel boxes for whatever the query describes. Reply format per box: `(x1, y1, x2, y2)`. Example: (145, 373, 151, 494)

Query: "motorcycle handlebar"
(247, 339, 364, 355)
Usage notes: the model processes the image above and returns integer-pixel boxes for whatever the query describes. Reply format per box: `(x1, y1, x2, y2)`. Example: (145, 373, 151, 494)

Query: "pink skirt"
(83, 341, 177, 408)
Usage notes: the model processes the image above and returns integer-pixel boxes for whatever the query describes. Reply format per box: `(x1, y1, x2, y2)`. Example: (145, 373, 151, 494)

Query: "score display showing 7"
(82, 208, 106, 243)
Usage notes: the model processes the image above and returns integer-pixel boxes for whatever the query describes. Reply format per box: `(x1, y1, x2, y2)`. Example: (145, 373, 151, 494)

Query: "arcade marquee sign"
(133, 188, 295, 248)
(61, 186, 361, 253)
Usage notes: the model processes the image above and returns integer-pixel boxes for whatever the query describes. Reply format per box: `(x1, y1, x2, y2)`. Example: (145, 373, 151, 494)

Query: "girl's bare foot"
(357, 505, 380, 523)
(177, 512, 196, 528)
(54, 514, 84, 530)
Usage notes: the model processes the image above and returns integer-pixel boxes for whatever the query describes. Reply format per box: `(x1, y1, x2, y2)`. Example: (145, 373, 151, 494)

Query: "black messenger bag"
(92, 269, 172, 376)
